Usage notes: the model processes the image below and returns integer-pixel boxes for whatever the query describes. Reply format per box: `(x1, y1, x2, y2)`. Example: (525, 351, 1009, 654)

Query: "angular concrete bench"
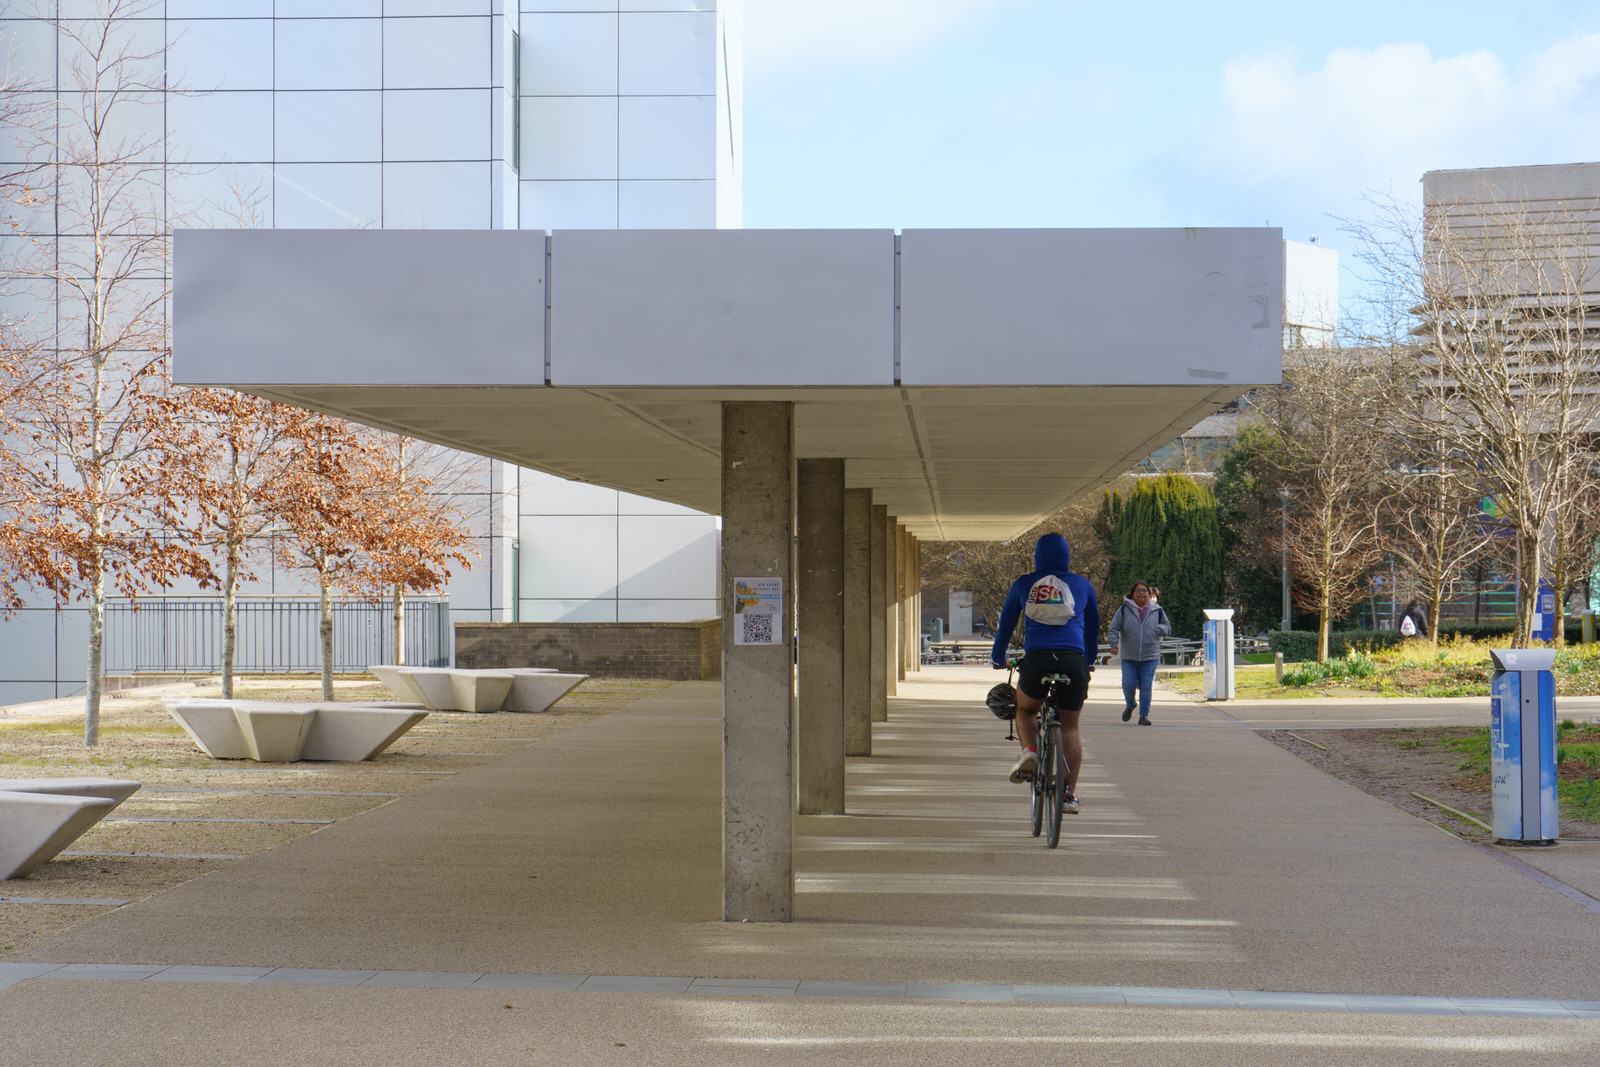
(164, 701, 428, 763)
(368, 666, 585, 713)
(0, 778, 141, 879)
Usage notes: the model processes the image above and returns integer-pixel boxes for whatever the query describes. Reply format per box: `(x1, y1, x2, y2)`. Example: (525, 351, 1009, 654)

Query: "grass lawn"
(1439, 720, 1600, 823)
(1164, 636, 1600, 699)
(1163, 663, 1360, 699)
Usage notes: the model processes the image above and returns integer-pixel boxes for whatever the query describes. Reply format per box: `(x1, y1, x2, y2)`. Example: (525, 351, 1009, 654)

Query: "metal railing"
(102, 596, 451, 675)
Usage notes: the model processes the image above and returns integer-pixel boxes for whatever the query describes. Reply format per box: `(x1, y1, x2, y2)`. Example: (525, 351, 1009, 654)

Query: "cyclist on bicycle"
(990, 532, 1098, 812)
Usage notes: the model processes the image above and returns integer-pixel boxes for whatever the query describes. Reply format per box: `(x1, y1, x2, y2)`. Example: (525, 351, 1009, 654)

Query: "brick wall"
(455, 619, 722, 680)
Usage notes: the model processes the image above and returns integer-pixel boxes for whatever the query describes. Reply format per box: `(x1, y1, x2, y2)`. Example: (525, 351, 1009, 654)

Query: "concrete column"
(843, 488, 873, 755)
(796, 458, 845, 815)
(913, 536, 923, 673)
(885, 512, 899, 696)
(721, 401, 794, 923)
(896, 524, 908, 682)
(869, 503, 889, 720)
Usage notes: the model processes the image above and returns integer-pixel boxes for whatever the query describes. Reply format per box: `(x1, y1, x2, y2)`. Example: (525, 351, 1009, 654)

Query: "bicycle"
(999, 658, 1070, 849)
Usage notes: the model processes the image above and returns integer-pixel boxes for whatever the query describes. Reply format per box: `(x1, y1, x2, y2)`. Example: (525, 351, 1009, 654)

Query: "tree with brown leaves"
(3, 1, 210, 743)
(354, 433, 477, 668)
(155, 390, 310, 697)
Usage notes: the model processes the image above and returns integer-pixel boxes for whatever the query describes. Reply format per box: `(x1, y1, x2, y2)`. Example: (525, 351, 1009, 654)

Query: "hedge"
(1269, 622, 1589, 661)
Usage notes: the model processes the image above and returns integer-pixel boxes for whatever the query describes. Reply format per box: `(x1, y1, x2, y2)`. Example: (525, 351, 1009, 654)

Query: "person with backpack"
(1106, 580, 1171, 725)
(1399, 599, 1428, 639)
(990, 533, 1099, 813)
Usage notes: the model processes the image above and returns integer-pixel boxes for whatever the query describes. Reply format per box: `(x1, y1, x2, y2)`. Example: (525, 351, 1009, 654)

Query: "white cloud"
(744, 0, 1033, 79)
(1199, 32, 1600, 198)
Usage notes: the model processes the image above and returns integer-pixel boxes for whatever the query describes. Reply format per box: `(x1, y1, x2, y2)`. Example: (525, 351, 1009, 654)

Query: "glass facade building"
(0, 0, 740, 701)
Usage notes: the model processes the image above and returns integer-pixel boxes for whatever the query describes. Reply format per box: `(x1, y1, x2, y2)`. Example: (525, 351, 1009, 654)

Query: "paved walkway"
(2, 670, 1598, 1065)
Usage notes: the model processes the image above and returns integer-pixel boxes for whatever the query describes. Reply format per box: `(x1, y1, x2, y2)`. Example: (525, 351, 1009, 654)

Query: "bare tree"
(3, 1, 212, 744)
(1255, 346, 1394, 661)
(1377, 444, 1489, 644)
(1346, 190, 1600, 646)
(1546, 465, 1600, 644)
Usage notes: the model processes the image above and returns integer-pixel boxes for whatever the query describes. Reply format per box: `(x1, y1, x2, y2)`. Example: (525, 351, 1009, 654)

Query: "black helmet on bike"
(986, 682, 1018, 720)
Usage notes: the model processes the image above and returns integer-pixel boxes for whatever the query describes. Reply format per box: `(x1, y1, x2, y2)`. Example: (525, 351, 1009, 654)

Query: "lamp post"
(1275, 488, 1291, 632)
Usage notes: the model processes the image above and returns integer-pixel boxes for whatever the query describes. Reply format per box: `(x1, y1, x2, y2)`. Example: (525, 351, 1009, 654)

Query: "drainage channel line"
(1472, 843, 1600, 918)
(0, 897, 131, 907)
(0, 965, 1595, 1018)
(1410, 792, 1492, 833)
(1233, 706, 1600, 919)
(140, 788, 402, 798)
(199, 768, 456, 776)
(103, 825, 334, 831)
(59, 850, 244, 861)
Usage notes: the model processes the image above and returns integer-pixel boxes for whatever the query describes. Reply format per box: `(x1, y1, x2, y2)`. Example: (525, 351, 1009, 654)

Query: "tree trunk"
(1516, 530, 1540, 647)
(319, 563, 334, 701)
(85, 554, 104, 747)
(392, 582, 404, 666)
(222, 537, 240, 699)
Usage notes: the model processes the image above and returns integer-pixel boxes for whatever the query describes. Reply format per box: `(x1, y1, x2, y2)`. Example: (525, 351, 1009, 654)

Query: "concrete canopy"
(174, 227, 1284, 540)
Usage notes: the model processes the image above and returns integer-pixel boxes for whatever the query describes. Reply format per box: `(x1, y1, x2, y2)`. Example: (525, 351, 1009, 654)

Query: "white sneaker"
(1061, 793, 1080, 814)
(1009, 749, 1038, 784)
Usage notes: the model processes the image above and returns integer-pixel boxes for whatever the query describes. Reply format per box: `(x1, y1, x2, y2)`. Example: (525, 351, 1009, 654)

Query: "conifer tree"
(1104, 474, 1224, 639)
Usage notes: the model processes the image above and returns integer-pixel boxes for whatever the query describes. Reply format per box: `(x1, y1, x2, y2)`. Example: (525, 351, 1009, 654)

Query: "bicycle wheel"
(1043, 723, 1063, 849)
(1030, 776, 1044, 837)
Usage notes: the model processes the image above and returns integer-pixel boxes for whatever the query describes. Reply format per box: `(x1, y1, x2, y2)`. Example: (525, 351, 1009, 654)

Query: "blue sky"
(742, 0, 1600, 305)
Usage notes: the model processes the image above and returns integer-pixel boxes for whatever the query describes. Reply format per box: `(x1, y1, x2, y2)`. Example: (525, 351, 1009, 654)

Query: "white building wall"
(513, 0, 729, 625)
(1282, 239, 1339, 345)
(0, 0, 731, 699)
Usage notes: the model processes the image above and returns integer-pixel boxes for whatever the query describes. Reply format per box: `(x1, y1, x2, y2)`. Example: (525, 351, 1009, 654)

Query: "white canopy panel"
(174, 227, 1282, 539)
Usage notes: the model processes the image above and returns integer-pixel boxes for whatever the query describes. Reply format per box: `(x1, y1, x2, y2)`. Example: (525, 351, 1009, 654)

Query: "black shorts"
(1017, 649, 1089, 709)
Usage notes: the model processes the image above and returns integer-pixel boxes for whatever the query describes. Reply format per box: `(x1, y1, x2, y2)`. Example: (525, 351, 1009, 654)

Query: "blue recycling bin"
(1489, 648, 1558, 845)
(1203, 608, 1235, 701)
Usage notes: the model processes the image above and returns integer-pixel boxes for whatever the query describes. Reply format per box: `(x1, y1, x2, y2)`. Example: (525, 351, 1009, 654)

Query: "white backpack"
(1023, 575, 1076, 626)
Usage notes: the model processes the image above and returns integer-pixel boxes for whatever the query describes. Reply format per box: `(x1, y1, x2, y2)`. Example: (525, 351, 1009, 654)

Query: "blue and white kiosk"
(1203, 608, 1235, 701)
(1489, 648, 1559, 846)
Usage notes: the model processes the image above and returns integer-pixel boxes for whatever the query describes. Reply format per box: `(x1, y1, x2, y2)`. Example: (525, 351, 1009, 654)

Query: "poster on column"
(733, 577, 783, 646)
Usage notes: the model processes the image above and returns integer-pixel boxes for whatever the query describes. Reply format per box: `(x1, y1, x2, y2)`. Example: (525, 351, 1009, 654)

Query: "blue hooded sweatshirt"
(990, 533, 1099, 666)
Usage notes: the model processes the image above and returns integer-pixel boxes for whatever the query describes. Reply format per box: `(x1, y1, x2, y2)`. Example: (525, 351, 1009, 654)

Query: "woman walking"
(1106, 580, 1170, 725)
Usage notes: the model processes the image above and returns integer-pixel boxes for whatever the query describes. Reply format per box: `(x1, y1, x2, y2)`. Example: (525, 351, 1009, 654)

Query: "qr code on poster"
(739, 612, 776, 645)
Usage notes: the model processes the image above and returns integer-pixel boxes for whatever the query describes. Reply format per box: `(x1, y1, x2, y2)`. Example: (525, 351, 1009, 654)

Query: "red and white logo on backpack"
(1024, 575, 1075, 626)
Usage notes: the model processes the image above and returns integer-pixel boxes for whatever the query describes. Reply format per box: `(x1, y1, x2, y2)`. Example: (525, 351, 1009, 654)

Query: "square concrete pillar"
(869, 503, 889, 721)
(885, 512, 899, 696)
(843, 488, 872, 755)
(721, 401, 794, 923)
(897, 524, 909, 682)
(796, 458, 845, 815)
(912, 536, 923, 673)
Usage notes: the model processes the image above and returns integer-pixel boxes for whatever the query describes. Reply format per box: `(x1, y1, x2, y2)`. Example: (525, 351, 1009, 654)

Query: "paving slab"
(3, 669, 1600, 1063)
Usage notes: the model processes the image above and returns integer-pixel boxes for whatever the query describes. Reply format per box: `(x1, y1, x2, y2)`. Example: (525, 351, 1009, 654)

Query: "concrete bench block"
(299, 706, 430, 762)
(368, 665, 429, 705)
(502, 672, 588, 713)
(233, 703, 315, 762)
(0, 779, 141, 879)
(164, 700, 252, 759)
(0, 778, 142, 807)
(449, 671, 516, 713)
(165, 701, 428, 762)
(400, 670, 458, 713)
